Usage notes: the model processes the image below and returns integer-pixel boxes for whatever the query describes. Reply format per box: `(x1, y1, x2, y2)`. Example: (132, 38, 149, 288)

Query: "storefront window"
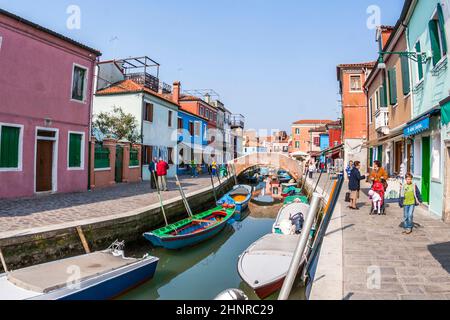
(413, 138, 422, 176)
(431, 132, 441, 181)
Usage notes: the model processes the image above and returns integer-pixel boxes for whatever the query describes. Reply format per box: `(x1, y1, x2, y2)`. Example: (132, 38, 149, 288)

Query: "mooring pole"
(175, 175, 194, 217)
(210, 173, 218, 203)
(232, 163, 238, 186)
(153, 171, 169, 226)
(76, 226, 91, 254)
(0, 247, 8, 273)
(278, 193, 322, 300)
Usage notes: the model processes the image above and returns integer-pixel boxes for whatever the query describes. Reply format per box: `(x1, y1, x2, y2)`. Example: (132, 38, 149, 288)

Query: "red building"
(326, 120, 342, 148)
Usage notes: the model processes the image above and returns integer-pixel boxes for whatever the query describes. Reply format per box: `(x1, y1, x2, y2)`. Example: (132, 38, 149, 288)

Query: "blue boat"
(217, 185, 252, 220)
(143, 207, 236, 250)
(0, 241, 159, 300)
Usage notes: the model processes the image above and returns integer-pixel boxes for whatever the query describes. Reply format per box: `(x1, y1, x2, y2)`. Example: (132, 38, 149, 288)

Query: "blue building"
(319, 133, 330, 164)
(176, 110, 208, 175)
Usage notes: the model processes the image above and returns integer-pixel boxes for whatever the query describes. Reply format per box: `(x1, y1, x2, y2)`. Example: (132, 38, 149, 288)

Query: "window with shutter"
(145, 103, 153, 122)
(437, 3, 447, 56)
(168, 111, 173, 127)
(401, 55, 411, 95)
(0, 125, 21, 169)
(68, 133, 83, 168)
(71, 66, 87, 101)
(388, 68, 397, 106)
(429, 19, 442, 66)
(415, 41, 424, 81)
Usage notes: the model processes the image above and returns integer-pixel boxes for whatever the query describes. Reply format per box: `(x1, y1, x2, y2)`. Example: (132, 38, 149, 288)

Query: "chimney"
(204, 93, 211, 104)
(173, 81, 181, 104)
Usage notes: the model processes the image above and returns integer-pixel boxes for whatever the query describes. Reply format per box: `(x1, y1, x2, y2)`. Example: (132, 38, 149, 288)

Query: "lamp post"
(377, 51, 428, 70)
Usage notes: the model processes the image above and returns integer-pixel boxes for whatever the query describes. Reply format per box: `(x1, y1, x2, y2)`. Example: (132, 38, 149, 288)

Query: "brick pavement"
(0, 175, 221, 237)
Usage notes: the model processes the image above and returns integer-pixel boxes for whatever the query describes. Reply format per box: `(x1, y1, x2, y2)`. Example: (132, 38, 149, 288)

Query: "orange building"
(337, 62, 375, 172)
(290, 120, 333, 154)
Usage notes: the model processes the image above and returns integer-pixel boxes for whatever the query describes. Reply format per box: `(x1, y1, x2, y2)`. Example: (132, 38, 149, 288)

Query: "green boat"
(143, 206, 236, 250)
(284, 195, 309, 205)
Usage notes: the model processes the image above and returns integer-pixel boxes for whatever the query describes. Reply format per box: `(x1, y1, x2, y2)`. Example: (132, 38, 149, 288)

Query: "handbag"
(345, 192, 351, 202)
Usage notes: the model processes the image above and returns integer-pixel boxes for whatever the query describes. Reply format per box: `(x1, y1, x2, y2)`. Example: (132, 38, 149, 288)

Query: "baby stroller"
(369, 181, 386, 215)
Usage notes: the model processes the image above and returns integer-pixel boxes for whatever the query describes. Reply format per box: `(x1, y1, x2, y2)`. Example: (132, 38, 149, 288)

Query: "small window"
(0, 124, 22, 169)
(143, 146, 153, 165)
(189, 121, 194, 136)
(313, 137, 320, 146)
(145, 103, 153, 122)
(429, 4, 447, 67)
(68, 132, 83, 169)
(177, 118, 183, 130)
(168, 110, 173, 127)
(295, 128, 300, 135)
(168, 147, 174, 165)
(350, 75, 362, 92)
(295, 141, 300, 148)
(71, 65, 87, 101)
(195, 122, 200, 136)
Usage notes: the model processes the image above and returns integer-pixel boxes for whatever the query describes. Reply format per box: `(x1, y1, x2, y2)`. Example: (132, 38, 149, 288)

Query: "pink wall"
(0, 13, 99, 199)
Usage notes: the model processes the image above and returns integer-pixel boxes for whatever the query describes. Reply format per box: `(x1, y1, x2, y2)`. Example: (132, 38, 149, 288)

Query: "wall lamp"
(377, 51, 429, 70)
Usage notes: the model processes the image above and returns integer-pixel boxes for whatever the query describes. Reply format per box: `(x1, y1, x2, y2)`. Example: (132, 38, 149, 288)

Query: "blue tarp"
(404, 117, 430, 137)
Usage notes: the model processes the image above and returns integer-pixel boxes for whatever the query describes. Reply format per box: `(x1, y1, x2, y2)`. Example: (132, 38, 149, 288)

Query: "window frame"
(70, 63, 89, 103)
(369, 97, 373, 124)
(168, 110, 173, 128)
(144, 103, 154, 123)
(431, 131, 441, 182)
(0, 122, 24, 172)
(67, 131, 85, 170)
(349, 74, 363, 92)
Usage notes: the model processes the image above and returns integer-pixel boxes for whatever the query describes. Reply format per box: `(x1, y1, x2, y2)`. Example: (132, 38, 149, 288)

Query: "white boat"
(237, 233, 303, 299)
(272, 202, 311, 235)
(0, 241, 158, 300)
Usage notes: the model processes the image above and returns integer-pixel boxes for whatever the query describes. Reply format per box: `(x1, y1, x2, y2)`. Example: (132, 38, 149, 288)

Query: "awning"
(404, 108, 440, 137)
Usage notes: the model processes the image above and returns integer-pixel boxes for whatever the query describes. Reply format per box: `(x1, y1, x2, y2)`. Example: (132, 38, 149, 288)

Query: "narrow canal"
(120, 203, 306, 300)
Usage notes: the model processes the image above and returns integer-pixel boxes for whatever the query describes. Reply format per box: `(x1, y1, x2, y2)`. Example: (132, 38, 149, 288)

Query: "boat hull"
(143, 207, 235, 250)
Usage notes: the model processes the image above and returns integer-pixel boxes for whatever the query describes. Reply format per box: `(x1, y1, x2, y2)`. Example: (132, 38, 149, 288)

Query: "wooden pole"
(76, 226, 91, 254)
(0, 247, 8, 273)
(210, 173, 218, 203)
(153, 171, 169, 226)
(175, 175, 194, 217)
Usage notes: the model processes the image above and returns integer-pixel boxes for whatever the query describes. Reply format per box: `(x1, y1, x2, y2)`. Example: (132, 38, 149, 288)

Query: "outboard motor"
(290, 212, 305, 234)
(214, 289, 249, 300)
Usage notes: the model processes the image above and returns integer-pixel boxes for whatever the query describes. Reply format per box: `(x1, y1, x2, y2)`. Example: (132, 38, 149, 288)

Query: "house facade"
(0, 9, 101, 199)
(93, 58, 179, 179)
(365, 23, 413, 177)
(290, 120, 333, 154)
(337, 62, 375, 173)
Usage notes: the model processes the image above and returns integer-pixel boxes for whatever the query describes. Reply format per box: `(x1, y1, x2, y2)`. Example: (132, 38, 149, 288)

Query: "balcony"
(231, 114, 245, 129)
(125, 73, 172, 94)
(375, 107, 389, 135)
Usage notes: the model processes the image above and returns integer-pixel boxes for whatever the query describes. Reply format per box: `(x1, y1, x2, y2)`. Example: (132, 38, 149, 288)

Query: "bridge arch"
(229, 152, 304, 181)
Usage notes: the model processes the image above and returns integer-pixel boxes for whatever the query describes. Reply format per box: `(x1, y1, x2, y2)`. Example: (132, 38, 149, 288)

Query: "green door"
(421, 137, 431, 203)
(377, 145, 383, 162)
(115, 145, 123, 183)
(369, 148, 374, 167)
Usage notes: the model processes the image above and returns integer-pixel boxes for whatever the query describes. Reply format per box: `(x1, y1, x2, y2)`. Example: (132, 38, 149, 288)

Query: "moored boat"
(0, 241, 158, 300)
(283, 195, 309, 205)
(237, 233, 304, 299)
(143, 206, 235, 250)
(217, 185, 252, 220)
(273, 202, 311, 235)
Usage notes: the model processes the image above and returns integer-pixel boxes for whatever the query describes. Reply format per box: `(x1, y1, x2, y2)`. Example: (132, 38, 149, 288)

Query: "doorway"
(421, 136, 431, 204)
(35, 128, 58, 193)
(115, 145, 123, 183)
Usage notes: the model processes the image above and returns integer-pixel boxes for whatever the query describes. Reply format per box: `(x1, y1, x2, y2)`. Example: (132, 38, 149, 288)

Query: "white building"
(93, 57, 179, 179)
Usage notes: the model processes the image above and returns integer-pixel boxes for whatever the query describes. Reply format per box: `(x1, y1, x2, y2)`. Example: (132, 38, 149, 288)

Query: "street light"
(377, 51, 428, 70)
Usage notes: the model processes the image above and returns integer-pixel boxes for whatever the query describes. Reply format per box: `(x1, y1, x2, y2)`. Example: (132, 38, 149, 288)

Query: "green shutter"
(429, 19, 442, 66)
(415, 41, 424, 80)
(388, 68, 397, 105)
(380, 79, 387, 108)
(0, 126, 20, 168)
(69, 133, 82, 168)
(377, 145, 383, 162)
(437, 3, 448, 55)
(369, 148, 374, 167)
(401, 55, 411, 95)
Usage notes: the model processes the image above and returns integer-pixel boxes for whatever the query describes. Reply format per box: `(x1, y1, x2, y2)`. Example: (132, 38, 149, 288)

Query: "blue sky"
(1, 0, 404, 131)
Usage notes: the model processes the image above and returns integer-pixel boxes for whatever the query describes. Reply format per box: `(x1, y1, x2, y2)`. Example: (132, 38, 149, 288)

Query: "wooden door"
(115, 145, 123, 183)
(36, 140, 53, 192)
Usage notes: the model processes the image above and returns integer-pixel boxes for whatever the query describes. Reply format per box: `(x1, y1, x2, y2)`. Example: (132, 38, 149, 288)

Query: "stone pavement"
(307, 173, 450, 300)
(0, 175, 221, 238)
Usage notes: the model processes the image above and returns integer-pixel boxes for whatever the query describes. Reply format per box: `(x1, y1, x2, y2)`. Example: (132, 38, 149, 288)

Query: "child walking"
(399, 173, 423, 235)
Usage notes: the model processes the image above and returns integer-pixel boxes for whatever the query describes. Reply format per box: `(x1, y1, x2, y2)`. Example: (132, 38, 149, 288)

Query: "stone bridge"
(230, 152, 304, 180)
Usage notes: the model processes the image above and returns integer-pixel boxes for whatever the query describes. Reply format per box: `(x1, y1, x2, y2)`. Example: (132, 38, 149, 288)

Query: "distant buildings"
(290, 120, 333, 155)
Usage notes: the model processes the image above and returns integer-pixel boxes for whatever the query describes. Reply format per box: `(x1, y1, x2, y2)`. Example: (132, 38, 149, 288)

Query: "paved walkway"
(309, 173, 450, 300)
(0, 175, 221, 238)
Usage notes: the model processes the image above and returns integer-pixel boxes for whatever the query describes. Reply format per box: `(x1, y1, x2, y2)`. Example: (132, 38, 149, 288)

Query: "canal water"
(120, 211, 306, 300)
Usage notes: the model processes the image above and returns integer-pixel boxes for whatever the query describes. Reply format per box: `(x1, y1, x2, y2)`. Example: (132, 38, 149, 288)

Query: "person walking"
(348, 161, 366, 210)
(211, 160, 218, 177)
(190, 159, 198, 178)
(148, 157, 158, 189)
(308, 161, 316, 179)
(399, 173, 423, 234)
(369, 160, 389, 190)
(156, 157, 169, 191)
(345, 161, 354, 180)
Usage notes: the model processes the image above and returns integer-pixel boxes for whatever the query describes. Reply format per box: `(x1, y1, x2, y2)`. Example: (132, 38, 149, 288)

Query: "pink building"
(0, 9, 101, 199)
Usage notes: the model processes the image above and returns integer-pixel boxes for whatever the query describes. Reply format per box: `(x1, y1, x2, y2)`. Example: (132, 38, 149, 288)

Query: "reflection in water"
(120, 215, 305, 300)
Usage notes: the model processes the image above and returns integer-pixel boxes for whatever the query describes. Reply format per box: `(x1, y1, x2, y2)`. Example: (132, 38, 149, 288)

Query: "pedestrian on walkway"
(148, 157, 158, 189)
(369, 160, 389, 190)
(348, 161, 366, 210)
(399, 173, 423, 234)
(156, 157, 169, 191)
(190, 159, 198, 178)
(345, 161, 354, 180)
(308, 161, 316, 179)
(211, 160, 218, 177)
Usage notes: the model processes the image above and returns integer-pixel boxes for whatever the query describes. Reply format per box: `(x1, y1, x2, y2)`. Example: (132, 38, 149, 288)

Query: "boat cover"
(7, 252, 139, 293)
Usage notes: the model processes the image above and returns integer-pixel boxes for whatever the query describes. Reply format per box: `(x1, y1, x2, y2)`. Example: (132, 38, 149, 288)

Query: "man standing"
(149, 157, 158, 190)
(157, 157, 169, 191)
